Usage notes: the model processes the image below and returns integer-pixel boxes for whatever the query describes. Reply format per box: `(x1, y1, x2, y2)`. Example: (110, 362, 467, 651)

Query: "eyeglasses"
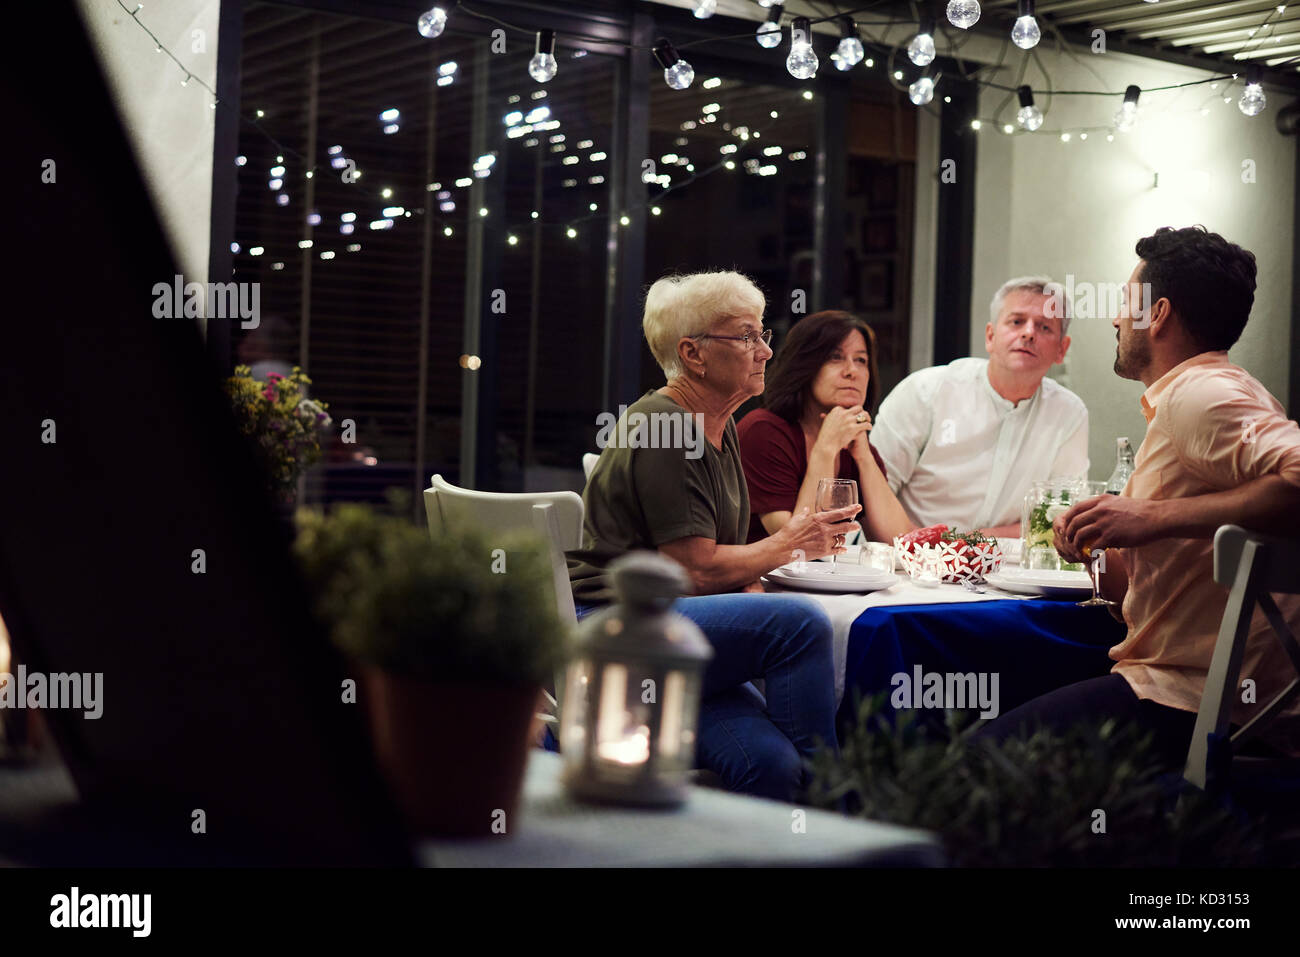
(690, 329, 773, 349)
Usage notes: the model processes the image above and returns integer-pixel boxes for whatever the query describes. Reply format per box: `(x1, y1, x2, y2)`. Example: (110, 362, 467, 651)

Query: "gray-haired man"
(869, 276, 1089, 536)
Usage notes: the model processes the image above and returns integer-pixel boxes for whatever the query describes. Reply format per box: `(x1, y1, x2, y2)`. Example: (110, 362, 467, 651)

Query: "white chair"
(424, 474, 584, 730)
(581, 452, 599, 482)
(1183, 525, 1300, 792)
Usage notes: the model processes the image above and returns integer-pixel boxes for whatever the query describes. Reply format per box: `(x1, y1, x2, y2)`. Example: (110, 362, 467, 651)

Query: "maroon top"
(736, 408, 889, 544)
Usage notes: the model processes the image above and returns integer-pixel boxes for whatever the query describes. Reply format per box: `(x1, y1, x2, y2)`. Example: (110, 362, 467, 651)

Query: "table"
(761, 577, 1124, 725)
(419, 751, 944, 867)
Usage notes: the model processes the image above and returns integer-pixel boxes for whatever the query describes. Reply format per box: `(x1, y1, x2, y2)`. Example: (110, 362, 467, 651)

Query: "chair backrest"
(1184, 525, 1300, 791)
(581, 453, 599, 481)
(424, 474, 584, 629)
(1214, 525, 1300, 594)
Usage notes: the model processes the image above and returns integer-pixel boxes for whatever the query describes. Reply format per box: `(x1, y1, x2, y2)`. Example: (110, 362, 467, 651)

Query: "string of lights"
(116, 0, 1290, 267)
(113, 0, 815, 264)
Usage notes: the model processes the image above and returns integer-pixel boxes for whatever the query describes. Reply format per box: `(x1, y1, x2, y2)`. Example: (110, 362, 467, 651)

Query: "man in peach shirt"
(980, 226, 1300, 766)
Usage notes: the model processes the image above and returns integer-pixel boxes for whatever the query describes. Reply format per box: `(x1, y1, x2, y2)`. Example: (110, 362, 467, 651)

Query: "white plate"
(985, 567, 1093, 598)
(765, 567, 899, 594)
(777, 560, 896, 583)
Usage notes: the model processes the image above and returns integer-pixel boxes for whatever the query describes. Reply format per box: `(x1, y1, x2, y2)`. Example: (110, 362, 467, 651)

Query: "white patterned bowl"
(893, 536, 1005, 584)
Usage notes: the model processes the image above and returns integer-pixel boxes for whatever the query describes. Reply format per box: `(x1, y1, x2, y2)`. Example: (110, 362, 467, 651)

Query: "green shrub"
(807, 695, 1270, 867)
(293, 501, 569, 684)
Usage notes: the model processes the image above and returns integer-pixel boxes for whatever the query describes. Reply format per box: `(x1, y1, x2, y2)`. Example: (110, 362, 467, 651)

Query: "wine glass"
(1076, 480, 1115, 607)
(816, 478, 858, 571)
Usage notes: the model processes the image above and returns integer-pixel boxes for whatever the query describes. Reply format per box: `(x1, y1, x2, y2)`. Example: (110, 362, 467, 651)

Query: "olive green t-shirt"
(568, 390, 749, 604)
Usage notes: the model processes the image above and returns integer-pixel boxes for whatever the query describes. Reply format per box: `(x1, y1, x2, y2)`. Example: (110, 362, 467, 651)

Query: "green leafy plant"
(939, 528, 993, 546)
(292, 501, 568, 684)
(807, 695, 1271, 867)
(225, 364, 331, 502)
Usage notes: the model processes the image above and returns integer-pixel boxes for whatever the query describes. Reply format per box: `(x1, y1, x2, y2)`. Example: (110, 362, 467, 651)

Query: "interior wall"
(77, 0, 220, 286)
(970, 47, 1296, 479)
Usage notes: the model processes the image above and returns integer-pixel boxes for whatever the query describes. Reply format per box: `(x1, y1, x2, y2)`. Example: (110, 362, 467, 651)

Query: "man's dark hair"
(763, 310, 881, 423)
(1134, 226, 1256, 352)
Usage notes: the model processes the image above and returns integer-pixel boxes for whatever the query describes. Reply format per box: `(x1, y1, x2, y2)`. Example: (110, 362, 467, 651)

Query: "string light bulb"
(787, 17, 818, 80)
(1011, 0, 1041, 50)
(1016, 85, 1042, 131)
(529, 29, 558, 83)
(756, 4, 783, 49)
(417, 5, 448, 39)
(835, 17, 864, 70)
(946, 0, 981, 29)
(653, 38, 695, 90)
(1239, 65, 1266, 117)
(909, 70, 935, 106)
(1114, 84, 1140, 132)
(908, 17, 936, 66)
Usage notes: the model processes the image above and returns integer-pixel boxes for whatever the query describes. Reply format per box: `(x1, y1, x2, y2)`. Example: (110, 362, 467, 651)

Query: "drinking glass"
(1076, 481, 1115, 607)
(816, 478, 858, 571)
(863, 542, 895, 574)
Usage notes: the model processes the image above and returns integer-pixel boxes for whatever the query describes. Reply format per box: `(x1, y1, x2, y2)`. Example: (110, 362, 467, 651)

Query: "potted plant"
(293, 502, 568, 838)
(224, 365, 331, 504)
(807, 695, 1270, 866)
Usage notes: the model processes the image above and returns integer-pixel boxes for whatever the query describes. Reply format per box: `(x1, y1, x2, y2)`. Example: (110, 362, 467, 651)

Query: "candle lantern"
(560, 551, 712, 806)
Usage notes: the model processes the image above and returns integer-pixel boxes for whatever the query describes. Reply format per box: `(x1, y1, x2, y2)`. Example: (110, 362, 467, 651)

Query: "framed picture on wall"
(869, 165, 898, 210)
(862, 216, 896, 253)
(862, 260, 894, 311)
(847, 157, 871, 194)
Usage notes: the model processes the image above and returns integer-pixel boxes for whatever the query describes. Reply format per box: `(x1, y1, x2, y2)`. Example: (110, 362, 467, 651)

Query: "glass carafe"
(1021, 479, 1086, 570)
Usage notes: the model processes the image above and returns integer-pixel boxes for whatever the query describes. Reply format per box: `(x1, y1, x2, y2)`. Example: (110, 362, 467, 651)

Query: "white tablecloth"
(760, 574, 1030, 706)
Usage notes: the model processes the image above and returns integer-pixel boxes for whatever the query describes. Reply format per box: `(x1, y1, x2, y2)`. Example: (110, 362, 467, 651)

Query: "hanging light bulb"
(1016, 85, 1042, 131)
(1011, 0, 1041, 50)
(1114, 84, 1140, 132)
(1239, 65, 1267, 116)
(529, 29, 558, 83)
(653, 38, 695, 90)
(909, 70, 935, 106)
(756, 4, 783, 49)
(787, 17, 818, 79)
(947, 0, 981, 29)
(908, 17, 936, 66)
(417, 5, 448, 39)
(694, 0, 716, 17)
(835, 17, 864, 70)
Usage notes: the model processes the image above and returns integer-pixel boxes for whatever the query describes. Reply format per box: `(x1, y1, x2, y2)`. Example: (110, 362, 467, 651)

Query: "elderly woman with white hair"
(568, 270, 855, 802)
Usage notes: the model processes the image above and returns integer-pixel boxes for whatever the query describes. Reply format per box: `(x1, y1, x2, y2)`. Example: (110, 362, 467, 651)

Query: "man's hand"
(740, 580, 765, 593)
(1054, 495, 1167, 561)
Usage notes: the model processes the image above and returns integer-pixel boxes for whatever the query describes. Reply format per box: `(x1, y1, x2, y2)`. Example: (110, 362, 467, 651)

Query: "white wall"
(77, 0, 220, 287)
(970, 48, 1295, 480)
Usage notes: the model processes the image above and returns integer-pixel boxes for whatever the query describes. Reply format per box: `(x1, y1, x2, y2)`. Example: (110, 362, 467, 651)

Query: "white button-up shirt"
(870, 358, 1089, 529)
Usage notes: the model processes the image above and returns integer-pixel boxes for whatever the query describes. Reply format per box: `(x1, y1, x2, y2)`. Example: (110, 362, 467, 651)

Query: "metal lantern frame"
(561, 601, 711, 807)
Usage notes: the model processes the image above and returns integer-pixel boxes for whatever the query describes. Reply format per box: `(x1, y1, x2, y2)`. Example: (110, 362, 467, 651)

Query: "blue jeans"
(578, 595, 838, 802)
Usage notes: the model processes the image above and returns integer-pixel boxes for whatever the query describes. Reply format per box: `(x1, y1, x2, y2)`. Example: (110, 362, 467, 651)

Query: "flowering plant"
(225, 365, 332, 502)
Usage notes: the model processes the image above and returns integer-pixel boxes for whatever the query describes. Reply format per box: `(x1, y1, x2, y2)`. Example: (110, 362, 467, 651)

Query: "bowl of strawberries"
(893, 524, 1004, 584)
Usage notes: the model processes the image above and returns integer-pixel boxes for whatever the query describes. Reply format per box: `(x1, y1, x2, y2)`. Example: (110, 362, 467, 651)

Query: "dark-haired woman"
(738, 310, 912, 544)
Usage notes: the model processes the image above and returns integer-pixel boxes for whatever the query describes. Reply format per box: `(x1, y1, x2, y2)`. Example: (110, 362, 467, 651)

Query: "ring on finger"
(855, 412, 868, 423)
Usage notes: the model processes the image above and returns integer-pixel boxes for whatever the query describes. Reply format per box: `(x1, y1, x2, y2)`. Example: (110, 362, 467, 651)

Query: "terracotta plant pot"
(361, 667, 540, 838)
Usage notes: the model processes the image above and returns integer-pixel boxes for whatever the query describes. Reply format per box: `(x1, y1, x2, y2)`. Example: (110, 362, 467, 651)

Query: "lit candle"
(597, 726, 650, 765)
